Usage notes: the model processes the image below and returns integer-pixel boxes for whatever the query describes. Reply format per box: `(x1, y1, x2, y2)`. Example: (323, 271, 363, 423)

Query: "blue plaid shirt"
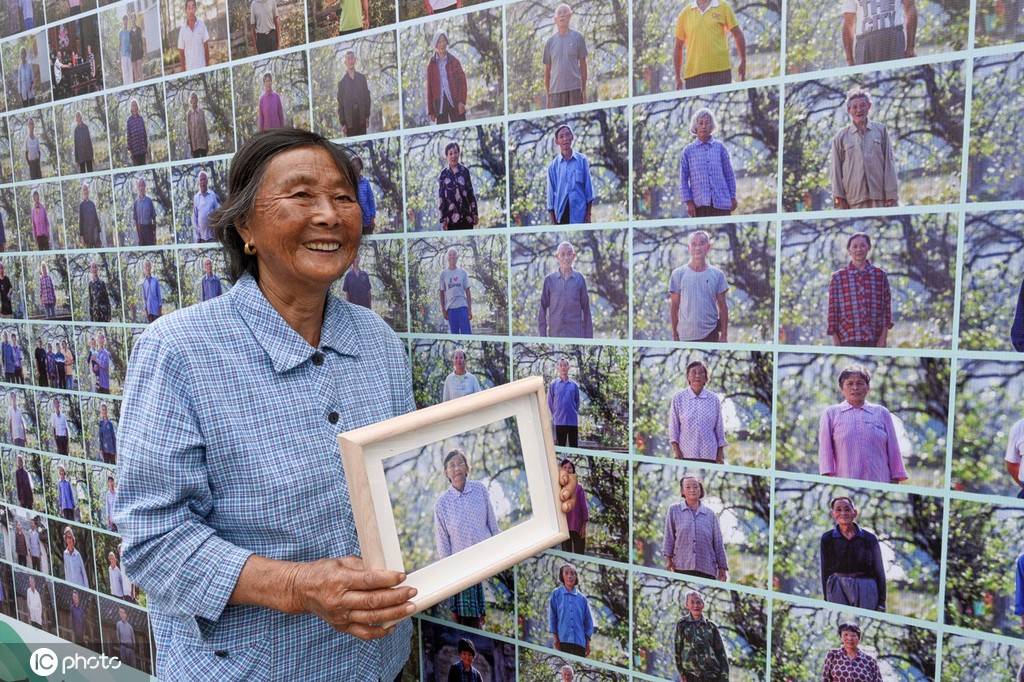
(678, 137, 736, 211)
(114, 273, 414, 681)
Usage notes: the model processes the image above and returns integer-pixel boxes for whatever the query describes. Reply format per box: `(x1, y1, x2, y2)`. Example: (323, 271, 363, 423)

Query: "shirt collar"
(830, 523, 863, 539)
(845, 260, 875, 273)
(838, 400, 873, 413)
(690, 0, 720, 11)
(230, 273, 362, 373)
(678, 501, 707, 515)
(685, 387, 710, 399)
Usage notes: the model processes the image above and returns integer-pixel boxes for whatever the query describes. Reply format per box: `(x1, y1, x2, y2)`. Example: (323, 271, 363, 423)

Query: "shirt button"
(328, 411, 339, 424)
(312, 352, 324, 366)
(214, 650, 228, 658)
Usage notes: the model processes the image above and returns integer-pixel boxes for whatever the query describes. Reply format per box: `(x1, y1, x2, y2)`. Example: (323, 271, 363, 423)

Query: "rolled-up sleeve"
(113, 331, 253, 629)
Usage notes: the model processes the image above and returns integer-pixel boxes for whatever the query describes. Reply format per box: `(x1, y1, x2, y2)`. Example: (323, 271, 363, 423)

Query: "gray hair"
(837, 364, 871, 389)
(683, 589, 705, 605)
(556, 240, 575, 256)
(688, 108, 717, 136)
(845, 87, 872, 108)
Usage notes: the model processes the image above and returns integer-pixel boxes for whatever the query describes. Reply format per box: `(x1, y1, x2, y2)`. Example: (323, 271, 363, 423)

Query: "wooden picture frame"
(338, 376, 567, 620)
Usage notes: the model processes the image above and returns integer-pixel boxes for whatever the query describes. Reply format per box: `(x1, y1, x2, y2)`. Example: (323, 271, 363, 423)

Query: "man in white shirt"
(25, 575, 43, 626)
(177, 0, 210, 71)
(841, 0, 917, 65)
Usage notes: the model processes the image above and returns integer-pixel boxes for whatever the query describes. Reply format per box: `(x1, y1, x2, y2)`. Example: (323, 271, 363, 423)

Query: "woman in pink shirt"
(257, 72, 285, 132)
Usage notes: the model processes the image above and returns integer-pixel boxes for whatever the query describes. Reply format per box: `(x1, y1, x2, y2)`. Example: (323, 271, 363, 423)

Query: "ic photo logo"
(29, 646, 123, 677)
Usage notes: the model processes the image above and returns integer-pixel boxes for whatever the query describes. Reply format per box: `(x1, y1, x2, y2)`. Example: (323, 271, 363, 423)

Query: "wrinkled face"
(840, 374, 869, 404)
(32, 192, 40, 206)
(556, 127, 574, 152)
(840, 629, 861, 649)
(100, 404, 109, 420)
(446, 250, 458, 269)
(695, 114, 713, 140)
(847, 96, 871, 125)
(64, 533, 74, 550)
(831, 498, 857, 526)
(444, 453, 468, 488)
(847, 236, 870, 263)
(434, 35, 448, 56)
(681, 477, 702, 502)
(130, 100, 139, 116)
(190, 93, 198, 109)
(446, 145, 460, 166)
(137, 180, 146, 196)
(199, 173, 208, 193)
(554, 7, 572, 30)
(89, 263, 98, 280)
(263, 75, 273, 92)
(142, 260, 152, 277)
(75, 112, 83, 125)
(557, 359, 569, 379)
(561, 566, 578, 589)
(688, 233, 710, 259)
(185, 0, 196, 19)
(687, 364, 708, 392)
(459, 651, 474, 668)
(685, 592, 705, 617)
(236, 146, 362, 296)
(82, 185, 90, 201)
(453, 351, 466, 373)
(344, 53, 356, 69)
(556, 245, 575, 270)
(203, 258, 213, 275)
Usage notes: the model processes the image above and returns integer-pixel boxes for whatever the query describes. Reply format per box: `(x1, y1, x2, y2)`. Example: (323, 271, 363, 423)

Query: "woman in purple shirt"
(662, 475, 729, 582)
(818, 365, 908, 484)
(559, 458, 589, 555)
(679, 108, 737, 218)
(257, 72, 285, 132)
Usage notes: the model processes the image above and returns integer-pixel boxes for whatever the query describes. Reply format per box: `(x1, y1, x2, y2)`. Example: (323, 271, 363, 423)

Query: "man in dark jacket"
(336, 50, 371, 137)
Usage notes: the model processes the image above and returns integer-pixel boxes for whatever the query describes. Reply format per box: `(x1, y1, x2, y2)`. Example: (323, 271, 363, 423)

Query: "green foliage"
(512, 342, 629, 451)
(634, 89, 778, 218)
(958, 210, 1024, 351)
(93, 529, 148, 607)
(310, 33, 400, 138)
(509, 107, 629, 225)
(409, 234, 508, 334)
(107, 84, 169, 166)
(399, 8, 505, 127)
(633, 0, 781, 95)
(632, 572, 766, 679)
(633, 348, 773, 468)
(232, 52, 312, 148)
(112, 167, 173, 246)
(97, 2, 162, 88)
(117, 249, 178, 323)
(633, 223, 775, 343)
(519, 646, 627, 681)
(968, 53, 1024, 201)
(974, 0, 1024, 46)
(941, 634, 1024, 680)
(945, 500, 1022, 636)
(164, 69, 235, 161)
(175, 246, 230, 309)
(773, 480, 942, 619)
(776, 353, 949, 487)
(328, 238, 407, 330)
(229, 0, 306, 58)
(54, 95, 111, 174)
(952, 360, 1024, 496)
(633, 463, 770, 586)
(404, 124, 506, 230)
(517, 553, 630, 667)
(780, 214, 956, 347)
(506, 0, 628, 113)
(782, 62, 964, 210)
(770, 601, 935, 681)
(510, 229, 627, 338)
(786, 0, 968, 73)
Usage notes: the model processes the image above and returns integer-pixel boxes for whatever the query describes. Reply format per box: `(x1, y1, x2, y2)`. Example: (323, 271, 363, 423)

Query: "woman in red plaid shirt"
(827, 232, 892, 347)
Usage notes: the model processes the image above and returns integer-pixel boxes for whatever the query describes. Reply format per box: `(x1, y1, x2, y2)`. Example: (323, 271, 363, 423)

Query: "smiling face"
(847, 235, 870, 265)
(681, 477, 702, 503)
(685, 592, 705, 618)
(554, 6, 572, 31)
(688, 232, 710, 259)
(847, 96, 871, 127)
(840, 373, 869, 406)
(203, 258, 213, 276)
(444, 452, 468, 490)
(555, 127, 574, 154)
(199, 173, 209, 193)
(236, 146, 362, 299)
(446, 249, 459, 269)
(840, 628, 861, 650)
(555, 244, 575, 271)
(453, 350, 466, 374)
(445, 144, 460, 168)
(695, 114, 713, 141)
(557, 358, 569, 380)
(560, 566, 578, 589)
(830, 498, 858, 527)
(434, 35, 448, 57)
(686, 364, 708, 392)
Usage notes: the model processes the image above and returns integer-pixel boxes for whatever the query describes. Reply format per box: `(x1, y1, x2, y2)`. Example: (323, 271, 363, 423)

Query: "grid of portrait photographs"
(0, 0, 1018, 679)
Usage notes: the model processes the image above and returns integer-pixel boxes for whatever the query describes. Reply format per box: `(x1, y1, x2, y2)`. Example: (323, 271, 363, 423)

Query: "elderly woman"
(668, 360, 726, 463)
(434, 448, 499, 629)
(820, 497, 886, 612)
(560, 458, 589, 554)
(679, 108, 736, 218)
(441, 347, 481, 401)
(426, 32, 467, 124)
(820, 622, 882, 681)
(114, 129, 578, 680)
(438, 142, 478, 230)
(662, 476, 729, 581)
(827, 232, 892, 348)
(674, 590, 729, 682)
(818, 364, 908, 484)
(62, 527, 89, 588)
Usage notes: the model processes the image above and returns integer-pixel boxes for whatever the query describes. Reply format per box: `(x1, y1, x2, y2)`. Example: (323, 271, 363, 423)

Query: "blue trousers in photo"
(447, 306, 471, 334)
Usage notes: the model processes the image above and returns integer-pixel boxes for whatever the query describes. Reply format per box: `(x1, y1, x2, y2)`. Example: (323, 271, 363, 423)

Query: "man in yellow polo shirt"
(673, 0, 747, 90)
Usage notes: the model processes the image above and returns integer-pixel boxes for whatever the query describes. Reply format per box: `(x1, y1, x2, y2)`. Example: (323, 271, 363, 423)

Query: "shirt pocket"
(165, 634, 272, 682)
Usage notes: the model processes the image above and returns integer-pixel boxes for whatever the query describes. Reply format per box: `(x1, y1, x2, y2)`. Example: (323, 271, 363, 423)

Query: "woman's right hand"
(290, 556, 417, 640)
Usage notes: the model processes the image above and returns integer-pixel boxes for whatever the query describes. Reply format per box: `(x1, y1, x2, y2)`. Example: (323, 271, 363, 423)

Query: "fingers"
(339, 585, 417, 612)
(339, 622, 395, 640)
(345, 601, 417, 627)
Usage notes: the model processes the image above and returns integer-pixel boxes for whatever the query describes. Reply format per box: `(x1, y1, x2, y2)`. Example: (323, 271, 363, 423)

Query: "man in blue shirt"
(140, 259, 162, 322)
(538, 241, 593, 338)
(56, 464, 76, 519)
(546, 125, 594, 225)
(353, 156, 377, 234)
(98, 402, 117, 464)
(200, 257, 223, 302)
(547, 357, 580, 447)
(92, 333, 111, 394)
(548, 563, 594, 657)
(133, 178, 157, 246)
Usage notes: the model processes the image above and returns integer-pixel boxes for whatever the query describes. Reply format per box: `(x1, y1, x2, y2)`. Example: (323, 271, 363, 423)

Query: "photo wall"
(0, 0, 1018, 679)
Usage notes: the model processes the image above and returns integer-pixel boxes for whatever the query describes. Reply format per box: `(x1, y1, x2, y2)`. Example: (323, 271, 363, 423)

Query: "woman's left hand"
(559, 469, 577, 514)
